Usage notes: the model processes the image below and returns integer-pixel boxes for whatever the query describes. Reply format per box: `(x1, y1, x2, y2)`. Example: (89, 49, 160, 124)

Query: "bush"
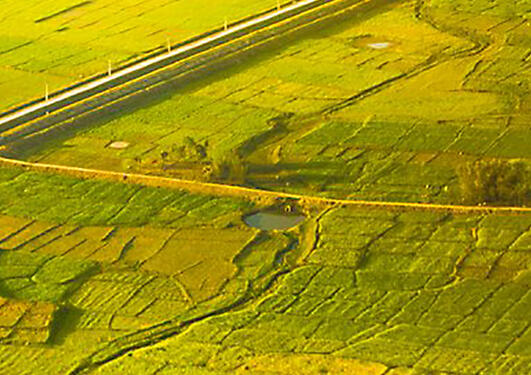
(210, 153, 248, 184)
(171, 137, 208, 162)
(459, 159, 529, 206)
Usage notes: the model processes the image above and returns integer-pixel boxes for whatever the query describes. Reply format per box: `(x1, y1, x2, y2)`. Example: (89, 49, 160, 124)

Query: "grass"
(16, 0, 528, 205)
(0, 0, 284, 111)
(0, 0, 529, 374)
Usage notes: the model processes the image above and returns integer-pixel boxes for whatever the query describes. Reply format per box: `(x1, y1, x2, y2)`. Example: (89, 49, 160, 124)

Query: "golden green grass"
(0, 0, 529, 374)
(19, 0, 530, 205)
(0, 0, 285, 111)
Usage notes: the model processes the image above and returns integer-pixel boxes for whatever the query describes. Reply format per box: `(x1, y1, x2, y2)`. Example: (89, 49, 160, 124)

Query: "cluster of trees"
(158, 136, 247, 184)
(459, 159, 529, 206)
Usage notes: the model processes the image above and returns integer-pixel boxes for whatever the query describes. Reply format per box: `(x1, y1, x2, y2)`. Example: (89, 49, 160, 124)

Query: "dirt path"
(1, 156, 529, 214)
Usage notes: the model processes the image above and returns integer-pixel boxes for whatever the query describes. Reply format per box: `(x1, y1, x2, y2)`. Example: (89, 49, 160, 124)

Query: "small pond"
(243, 211, 306, 231)
(108, 141, 130, 150)
(367, 42, 391, 49)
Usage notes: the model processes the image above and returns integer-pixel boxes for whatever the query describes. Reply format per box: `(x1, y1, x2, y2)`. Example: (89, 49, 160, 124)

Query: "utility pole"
(166, 37, 171, 53)
(224, 17, 228, 31)
(277, 0, 281, 10)
(44, 82, 50, 115)
(108, 60, 112, 76)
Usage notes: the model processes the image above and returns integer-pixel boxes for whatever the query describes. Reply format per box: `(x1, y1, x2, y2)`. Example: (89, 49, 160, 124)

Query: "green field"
(0, 0, 530, 374)
(0, 0, 282, 111)
(17, 0, 530, 204)
(95, 208, 531, 374)
(0, 166, 529, 373)
(0, 166, 289, 373)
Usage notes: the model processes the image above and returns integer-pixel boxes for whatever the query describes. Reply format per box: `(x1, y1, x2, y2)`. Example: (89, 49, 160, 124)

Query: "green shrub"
(458, 160, 529, 206)
(210, 153, 248, 184)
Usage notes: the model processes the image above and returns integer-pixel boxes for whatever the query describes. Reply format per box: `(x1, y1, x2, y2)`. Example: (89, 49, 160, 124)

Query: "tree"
(210, 152, 247, 184)
(458, 159, 529, 206)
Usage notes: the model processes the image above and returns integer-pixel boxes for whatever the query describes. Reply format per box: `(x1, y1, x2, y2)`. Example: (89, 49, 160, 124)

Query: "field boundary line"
(1, 157, 529, 214)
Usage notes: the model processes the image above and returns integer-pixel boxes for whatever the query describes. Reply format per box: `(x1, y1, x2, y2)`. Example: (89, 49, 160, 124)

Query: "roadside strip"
(1, 156, 529, 214)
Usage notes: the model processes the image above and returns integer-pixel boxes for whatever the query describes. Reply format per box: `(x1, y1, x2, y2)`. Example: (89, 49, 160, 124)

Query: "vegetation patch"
(0, 0, 529, 374)
(459, 159, 529, 206)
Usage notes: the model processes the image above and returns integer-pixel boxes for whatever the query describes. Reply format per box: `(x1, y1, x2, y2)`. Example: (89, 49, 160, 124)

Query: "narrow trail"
(1, 156, 530, 214)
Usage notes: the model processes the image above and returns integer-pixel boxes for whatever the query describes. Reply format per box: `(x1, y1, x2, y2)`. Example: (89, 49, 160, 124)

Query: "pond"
(367, 42, 391, 49)
(108, 141, 130, 149)
(243, 211, 306, 231)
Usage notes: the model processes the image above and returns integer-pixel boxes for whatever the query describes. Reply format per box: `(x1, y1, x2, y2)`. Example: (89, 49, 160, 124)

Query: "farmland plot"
(0, 166, 297, 373)
(0, 0, 529, 374)
(0, 166, 254, 227)
(0, 0, 280, 111)
(0, 165, 528, 374)
(22, 0, 531, 204)
(61, 207, 531, 374)
(0, 168, 528, 374)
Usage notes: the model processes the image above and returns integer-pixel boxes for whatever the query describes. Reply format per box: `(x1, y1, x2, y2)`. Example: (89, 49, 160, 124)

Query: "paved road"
(0, 0, 342, 136)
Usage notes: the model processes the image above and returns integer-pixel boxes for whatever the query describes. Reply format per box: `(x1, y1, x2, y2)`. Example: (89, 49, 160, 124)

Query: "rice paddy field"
(0, 0, 278, 111)
(17, 0, 530, 204)
(0, 0, 530, 374)
(0, 165, 530, 374)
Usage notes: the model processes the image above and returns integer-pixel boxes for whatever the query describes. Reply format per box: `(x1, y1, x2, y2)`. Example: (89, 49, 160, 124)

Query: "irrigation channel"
(0, 0, 371, 146)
